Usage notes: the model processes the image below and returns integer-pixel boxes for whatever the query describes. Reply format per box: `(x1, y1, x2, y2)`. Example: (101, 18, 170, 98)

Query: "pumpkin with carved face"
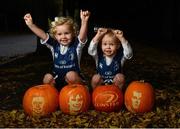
(23, 84, 59, 116)
(124, 80, 155, 113)
(92, 85, 124, 112)
(59, 84, 90, 115)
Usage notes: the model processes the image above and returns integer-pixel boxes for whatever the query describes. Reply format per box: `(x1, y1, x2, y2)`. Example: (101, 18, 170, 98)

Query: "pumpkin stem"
(71, 84, 77, 88)
(139, 80, 145, 83)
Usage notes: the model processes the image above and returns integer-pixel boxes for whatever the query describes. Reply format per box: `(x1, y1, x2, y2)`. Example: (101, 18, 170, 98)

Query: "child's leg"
(65, 71, 83, 84)
(113, 73, 125, 90)
(43, 73, 55, 86)
(91, 74, 103, 89)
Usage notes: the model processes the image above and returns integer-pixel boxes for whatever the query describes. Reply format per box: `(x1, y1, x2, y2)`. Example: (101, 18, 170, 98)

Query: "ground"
(0, 39, 179, 128)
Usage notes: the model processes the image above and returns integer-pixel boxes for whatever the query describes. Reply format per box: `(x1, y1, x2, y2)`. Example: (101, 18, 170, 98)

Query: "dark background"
(0, 0, 179, 51)
(0, 2, 180, 127)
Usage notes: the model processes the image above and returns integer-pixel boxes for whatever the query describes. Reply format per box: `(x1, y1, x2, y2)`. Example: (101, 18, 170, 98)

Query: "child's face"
(101, 34, 120, 57)
(54, 24, 74, 46)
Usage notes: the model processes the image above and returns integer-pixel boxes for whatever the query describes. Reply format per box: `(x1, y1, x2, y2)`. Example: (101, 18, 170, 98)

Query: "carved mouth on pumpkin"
(33, 108, 44, 115)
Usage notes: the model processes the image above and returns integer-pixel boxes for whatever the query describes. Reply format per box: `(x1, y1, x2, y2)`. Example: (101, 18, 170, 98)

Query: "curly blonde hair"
(49, 16, 78, 39)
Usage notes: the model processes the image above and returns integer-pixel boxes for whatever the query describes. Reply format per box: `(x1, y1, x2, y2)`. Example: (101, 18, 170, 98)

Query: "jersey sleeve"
(88, 40, 99, 66)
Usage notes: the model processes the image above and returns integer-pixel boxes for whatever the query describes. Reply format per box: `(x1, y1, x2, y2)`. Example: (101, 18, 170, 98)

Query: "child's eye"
(103, 43, 107, 46)
(64, 32, 70, 35)
(57, 33, 62, 36)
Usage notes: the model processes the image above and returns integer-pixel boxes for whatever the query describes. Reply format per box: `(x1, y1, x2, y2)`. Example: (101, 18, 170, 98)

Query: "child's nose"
(62, 34, 66, 37)
(107, 45, 111, 48)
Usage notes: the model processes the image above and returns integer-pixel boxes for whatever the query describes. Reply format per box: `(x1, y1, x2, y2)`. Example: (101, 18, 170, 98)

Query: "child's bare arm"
(78, 10, 91, 43)
(24, 13, 48, 41)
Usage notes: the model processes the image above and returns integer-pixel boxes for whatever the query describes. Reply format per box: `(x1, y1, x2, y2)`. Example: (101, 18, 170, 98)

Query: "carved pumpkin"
(124, 80, 155, 113)
(59, 84, 90, 115)
(23, 84, 59, 116)
(92, 85, 124, 112)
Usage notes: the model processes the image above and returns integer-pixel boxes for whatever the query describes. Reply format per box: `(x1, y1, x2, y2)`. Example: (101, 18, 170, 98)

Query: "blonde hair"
(49, 16, 78, 39)
(102, 29, 121, 45)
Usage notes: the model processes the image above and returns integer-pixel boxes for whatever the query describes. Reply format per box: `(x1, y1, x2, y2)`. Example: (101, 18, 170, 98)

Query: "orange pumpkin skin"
(92, 85, 124, 112)
(59, 84, 90, 115)
(23, 84, 59, 116)
(124, 81, 155, 113)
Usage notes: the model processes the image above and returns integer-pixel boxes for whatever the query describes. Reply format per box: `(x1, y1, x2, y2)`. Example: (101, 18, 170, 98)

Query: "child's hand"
(24, 13, 33, 26)
(92, 28, 107, 43)
(97, 28, 108, 36)
(80, 10, 91, 22)
(113, 29, 126, 42)
(113, 30, 126, 43)
(113, 30, 123, 38)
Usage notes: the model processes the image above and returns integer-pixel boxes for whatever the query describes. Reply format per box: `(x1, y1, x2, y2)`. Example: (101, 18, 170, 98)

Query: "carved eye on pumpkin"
(124, 80, 155, 113)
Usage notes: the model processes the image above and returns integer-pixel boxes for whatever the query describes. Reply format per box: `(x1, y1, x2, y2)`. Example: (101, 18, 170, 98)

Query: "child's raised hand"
(113, 29, 123, 38)
(93, 28, 108, 43)
(97, 28, 108, 36)
(92, 28, 108, 43)
(113, 29, 127, 43)
(80, 10, 91, 21)
(24, 13, 33, 26)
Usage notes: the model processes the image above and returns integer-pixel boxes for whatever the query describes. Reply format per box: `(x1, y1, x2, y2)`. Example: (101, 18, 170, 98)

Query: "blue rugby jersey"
(53, 40, 80, 78)
(41, 34, 86, 79)
(97, 49, 123, 84)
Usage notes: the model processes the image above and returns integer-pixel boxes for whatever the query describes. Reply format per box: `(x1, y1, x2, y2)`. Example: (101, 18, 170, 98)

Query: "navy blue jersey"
(97, 48, 123, 84)
(46, 37, 80, 79)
